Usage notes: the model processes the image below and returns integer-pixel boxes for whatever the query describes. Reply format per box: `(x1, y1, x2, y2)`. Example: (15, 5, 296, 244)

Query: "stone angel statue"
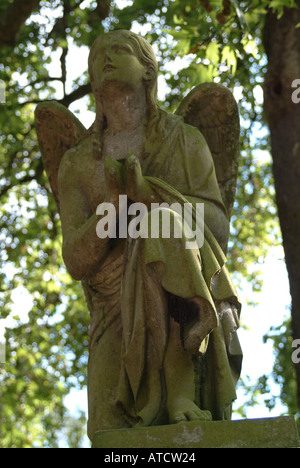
(35, 29, 242, 442)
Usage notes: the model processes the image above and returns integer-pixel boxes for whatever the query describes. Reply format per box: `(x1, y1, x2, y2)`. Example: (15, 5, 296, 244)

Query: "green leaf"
(206, 41, 220, 65)
(221, 45, 237, 74)
(268, 0, 298, 18)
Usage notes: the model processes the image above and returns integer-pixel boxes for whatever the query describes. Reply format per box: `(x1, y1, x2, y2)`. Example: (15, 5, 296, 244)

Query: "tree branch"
(9, 82, 92, 109)
(0, 159, 44, 199)
(21, 77, 63, 91)
(60, 83, 92, 107)
(0, 0, 41, 47)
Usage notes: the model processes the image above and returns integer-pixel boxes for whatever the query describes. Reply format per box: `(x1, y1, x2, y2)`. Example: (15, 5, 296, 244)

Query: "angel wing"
(176, 82, 240, 220)
(35, 101, 86, 211)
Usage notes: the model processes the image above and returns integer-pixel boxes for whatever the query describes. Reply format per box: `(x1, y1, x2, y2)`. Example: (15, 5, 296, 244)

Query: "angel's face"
(89, 36, 148, 93)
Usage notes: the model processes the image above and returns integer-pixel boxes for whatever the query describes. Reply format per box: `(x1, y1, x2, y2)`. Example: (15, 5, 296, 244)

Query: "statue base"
(92, 416, 299, 448)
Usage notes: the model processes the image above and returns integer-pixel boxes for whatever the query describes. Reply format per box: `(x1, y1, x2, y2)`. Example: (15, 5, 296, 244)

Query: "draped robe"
(84, 110, 242, 439)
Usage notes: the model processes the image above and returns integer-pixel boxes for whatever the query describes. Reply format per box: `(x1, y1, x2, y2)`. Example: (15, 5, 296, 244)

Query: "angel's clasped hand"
(104, 153, 155, 207)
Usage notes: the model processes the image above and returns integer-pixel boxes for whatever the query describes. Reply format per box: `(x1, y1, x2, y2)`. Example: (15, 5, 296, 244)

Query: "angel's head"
(88, 30, 158, 116)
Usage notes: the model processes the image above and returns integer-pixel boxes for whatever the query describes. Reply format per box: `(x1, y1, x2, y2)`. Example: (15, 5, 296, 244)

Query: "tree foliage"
(0, 0, 299, 447)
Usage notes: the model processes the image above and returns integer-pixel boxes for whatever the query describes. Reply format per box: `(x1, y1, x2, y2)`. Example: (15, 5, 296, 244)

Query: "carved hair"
(88, 30, 159, 159)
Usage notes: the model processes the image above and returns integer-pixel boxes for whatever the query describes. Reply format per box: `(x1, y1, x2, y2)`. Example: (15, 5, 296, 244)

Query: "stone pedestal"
(92, 416, 299, 448)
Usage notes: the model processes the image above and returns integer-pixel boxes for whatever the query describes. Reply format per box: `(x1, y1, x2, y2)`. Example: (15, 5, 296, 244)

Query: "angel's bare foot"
(168, 397, 212, 424)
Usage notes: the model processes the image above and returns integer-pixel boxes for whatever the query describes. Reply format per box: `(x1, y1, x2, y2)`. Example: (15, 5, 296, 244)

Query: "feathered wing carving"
(35, 101, 86, 212)
(176, 82, 240, 220)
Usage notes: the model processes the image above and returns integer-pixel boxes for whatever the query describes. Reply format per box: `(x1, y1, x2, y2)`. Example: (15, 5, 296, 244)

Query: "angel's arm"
(57, 152, 111, 281)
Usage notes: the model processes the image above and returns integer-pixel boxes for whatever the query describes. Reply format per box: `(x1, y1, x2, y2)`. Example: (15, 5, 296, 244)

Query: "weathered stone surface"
(92, 416, 300, 449)
(35, 29, 243, 442)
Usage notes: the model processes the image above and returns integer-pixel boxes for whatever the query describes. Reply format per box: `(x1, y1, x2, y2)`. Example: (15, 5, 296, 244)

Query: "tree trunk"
(263, 3, 300, 408)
